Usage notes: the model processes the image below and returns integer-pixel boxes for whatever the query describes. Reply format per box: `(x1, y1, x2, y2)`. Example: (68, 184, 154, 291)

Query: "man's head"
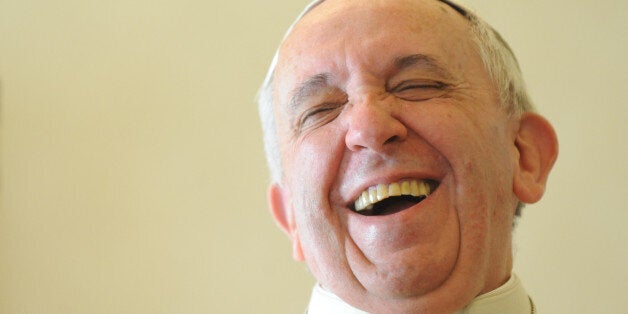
(258, 0, 558, 312)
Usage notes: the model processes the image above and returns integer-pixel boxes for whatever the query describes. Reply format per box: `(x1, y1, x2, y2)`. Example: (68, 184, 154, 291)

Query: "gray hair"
(257, 0, 535, 185)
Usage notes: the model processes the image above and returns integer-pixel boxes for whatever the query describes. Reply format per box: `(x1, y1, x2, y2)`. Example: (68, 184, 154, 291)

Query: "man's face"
(271, 0, 522, 311)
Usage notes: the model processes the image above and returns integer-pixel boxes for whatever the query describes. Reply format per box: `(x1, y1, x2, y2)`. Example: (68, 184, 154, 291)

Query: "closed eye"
(390, 80, 447, 101)
(297, 103, 344, 133)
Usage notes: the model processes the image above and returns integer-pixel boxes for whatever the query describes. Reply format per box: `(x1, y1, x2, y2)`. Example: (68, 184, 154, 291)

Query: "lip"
(344, 171, 444, 208)
(345, 176, 444, 221)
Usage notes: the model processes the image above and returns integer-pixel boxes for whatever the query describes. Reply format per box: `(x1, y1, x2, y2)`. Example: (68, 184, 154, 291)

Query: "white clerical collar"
(307, 273, 533, 314)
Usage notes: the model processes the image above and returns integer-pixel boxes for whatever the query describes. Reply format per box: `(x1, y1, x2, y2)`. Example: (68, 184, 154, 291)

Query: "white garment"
(307, 274, 533, 313)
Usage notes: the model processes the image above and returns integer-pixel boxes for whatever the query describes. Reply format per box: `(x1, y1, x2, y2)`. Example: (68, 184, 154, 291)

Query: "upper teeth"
(354, 180, 432, 212)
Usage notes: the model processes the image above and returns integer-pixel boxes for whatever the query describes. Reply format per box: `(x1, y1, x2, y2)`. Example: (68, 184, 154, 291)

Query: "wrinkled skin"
(267, 0, 558, 312)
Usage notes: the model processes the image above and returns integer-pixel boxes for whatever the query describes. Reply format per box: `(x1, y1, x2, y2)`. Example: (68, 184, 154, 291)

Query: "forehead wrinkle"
(280, 0, 473, 113)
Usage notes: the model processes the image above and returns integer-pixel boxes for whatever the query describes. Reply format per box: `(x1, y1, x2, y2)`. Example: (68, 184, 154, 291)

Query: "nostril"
(384, 135, 400, 144)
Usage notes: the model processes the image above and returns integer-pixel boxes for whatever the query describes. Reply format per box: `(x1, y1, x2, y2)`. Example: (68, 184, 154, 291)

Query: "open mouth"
(351, 179, 439, 216)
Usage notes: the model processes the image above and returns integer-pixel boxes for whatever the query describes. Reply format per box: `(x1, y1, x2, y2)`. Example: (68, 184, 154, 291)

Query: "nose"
(344, 96, 407, 152)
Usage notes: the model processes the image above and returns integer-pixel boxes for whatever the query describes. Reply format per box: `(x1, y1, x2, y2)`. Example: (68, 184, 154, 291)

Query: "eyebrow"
(393, 54, 455, 80)
(288, 73, 332, 112)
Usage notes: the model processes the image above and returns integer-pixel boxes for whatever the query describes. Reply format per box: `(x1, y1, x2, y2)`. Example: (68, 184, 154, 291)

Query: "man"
(257, 0, 558, 312)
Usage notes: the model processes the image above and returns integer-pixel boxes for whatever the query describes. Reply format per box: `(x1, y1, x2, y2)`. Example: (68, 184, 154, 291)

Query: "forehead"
(274, 0, 475, 93)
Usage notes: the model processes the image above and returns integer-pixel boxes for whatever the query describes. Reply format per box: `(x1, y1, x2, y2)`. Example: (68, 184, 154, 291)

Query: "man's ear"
(268, 183, 304, 261)
(513, 113, 559, 204)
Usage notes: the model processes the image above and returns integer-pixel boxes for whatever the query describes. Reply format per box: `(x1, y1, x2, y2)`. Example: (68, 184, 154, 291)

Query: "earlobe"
(513, 113, 559, 204)
(268, 184, 304, 261)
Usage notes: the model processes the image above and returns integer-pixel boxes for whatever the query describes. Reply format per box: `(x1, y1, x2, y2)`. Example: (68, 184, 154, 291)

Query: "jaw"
(312, 173, 512, 313)
(342, 176, 457, 288)
(282, 143, 515, 313)
(281, 133, 516, 313)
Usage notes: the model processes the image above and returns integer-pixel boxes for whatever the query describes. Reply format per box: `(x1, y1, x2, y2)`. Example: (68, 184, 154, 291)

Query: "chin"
(363, 252, 458, 298)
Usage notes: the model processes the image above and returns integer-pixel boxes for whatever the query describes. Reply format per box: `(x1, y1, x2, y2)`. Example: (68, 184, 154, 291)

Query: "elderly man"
(257, 0, 558, 312)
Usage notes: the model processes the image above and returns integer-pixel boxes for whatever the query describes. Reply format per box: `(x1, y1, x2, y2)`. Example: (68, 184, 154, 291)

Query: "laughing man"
(257, 0, 558, 313)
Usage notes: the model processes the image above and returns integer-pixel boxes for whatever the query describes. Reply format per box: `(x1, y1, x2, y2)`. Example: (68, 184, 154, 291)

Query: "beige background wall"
(1, 0, 626, 313)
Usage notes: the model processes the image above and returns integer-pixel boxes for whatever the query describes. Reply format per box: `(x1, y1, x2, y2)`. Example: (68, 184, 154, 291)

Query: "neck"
(309, 273, 531, 314)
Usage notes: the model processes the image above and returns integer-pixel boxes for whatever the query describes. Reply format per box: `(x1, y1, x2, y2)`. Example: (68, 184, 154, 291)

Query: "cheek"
(284, 128, 347, 191)
(281, 125, 349, 235)
(281, 128, 357, 285)
(404, 103, 517, 218)
(409, 103, 513, 175)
